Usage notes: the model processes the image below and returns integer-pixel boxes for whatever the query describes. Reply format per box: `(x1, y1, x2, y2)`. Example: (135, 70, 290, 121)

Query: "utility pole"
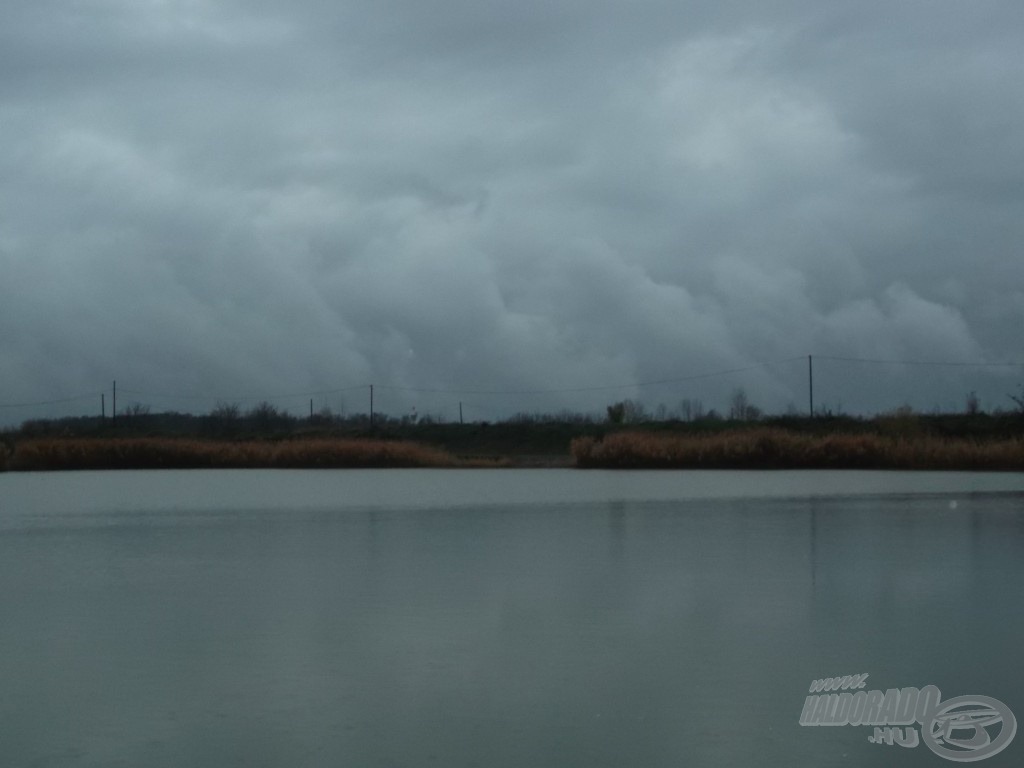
(808, 355, 814, 418)
(459, 401, 464, 425)
(101, 393, 105, 419)
(112, 380, 117, 426)
(310, 398, 314, 420)
(369, 384, 374, 427)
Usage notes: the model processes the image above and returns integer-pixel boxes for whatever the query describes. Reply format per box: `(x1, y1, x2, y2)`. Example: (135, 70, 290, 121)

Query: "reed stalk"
(571, 429, 1024, 470)
(8, 437, 458, 471)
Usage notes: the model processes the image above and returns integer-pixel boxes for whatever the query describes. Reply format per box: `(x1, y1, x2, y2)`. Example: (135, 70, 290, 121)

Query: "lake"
(2, 469, 1023, 767)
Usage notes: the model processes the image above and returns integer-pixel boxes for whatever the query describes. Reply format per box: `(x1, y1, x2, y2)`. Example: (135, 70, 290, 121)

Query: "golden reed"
(8, 437, 458, 471)
(571, 429, 1024, 470)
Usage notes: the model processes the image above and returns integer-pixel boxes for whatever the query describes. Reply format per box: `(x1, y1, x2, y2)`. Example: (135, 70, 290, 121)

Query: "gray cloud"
(2, 0, 1023, 424)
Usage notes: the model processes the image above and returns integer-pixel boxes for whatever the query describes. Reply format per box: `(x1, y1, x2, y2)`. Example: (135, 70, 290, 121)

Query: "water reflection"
(0, 473, 1022, 768)
(607, 501, 626, 560)
(809, 503, 819, 590)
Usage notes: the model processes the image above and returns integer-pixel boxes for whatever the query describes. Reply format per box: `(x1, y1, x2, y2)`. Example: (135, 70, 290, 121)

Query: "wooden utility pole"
(459, 401, 463, 425)
(369, 384, 374, 427)
(310, 399, 314, 419)
(808, 355, 814, 418)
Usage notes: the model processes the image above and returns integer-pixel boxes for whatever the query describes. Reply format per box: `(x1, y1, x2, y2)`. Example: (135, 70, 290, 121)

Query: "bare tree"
(607, 402, 626, 424)
(210, 401, 240, 421)
(623, 399, 647, 423)
(606, 399, 647, 424)
(1009, 386, 1024, 413)
(728, 389, 763, 421)
(679, 398, 704, 422)
(965, 391, 981, 415)
(246, 401, 290, 432)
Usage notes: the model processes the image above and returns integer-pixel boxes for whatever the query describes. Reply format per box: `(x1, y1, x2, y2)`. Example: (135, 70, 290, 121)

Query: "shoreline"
(3, 430, 1023, 472)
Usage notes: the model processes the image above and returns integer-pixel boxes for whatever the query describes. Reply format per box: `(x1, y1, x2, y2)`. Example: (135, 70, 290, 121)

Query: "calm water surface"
(1, 470, 1023, 767)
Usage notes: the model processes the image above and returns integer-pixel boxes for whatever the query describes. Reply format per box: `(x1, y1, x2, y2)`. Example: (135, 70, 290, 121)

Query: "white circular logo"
(923, 695, 1017, 762)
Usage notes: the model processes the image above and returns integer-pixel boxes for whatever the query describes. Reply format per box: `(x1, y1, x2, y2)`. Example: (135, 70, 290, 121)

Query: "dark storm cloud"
(2, 0, 1022, 423)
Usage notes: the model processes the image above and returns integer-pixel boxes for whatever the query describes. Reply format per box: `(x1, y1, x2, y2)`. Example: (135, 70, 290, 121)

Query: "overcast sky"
(2, 0, 1023, 423)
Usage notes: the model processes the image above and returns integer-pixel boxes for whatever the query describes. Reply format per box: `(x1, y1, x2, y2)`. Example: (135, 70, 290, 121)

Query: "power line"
(0, 393, 101, 410)
(117, 384, 369, 403)
(0, 359, 800, 412)
(377, 357, 807, 396)
(814, 355, 1022, 368)
(3, 353, 1021, 412)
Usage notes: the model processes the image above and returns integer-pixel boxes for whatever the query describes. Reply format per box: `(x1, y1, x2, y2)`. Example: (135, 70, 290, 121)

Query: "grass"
(6, 427, 1024, 472)
(7, 437, 459, 471)
(571, 428, 1024, 470)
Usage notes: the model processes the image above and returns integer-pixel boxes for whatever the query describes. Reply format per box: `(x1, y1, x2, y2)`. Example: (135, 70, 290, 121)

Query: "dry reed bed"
(7, 438, 457, 471)
(571, 429, 1024, 470)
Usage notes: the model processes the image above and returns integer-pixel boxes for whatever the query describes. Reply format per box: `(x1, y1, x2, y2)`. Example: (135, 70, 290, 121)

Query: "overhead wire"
(3, 354, 1021, 411)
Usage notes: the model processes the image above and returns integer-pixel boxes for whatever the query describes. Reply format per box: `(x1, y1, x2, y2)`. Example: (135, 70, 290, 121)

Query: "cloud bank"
(3, 0, 1023, 423)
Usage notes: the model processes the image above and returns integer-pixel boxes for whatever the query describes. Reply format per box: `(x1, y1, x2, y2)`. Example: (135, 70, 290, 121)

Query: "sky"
(2, 0, 1023, 424)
